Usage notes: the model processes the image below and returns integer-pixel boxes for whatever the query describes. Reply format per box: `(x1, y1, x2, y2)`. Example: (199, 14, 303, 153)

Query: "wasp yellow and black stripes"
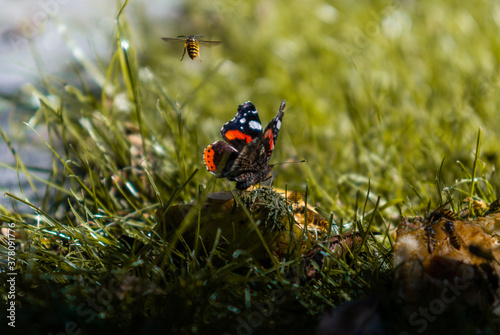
(442, 221, 462, 250)
(161, 35, 221, 61)
(426, 202, 456, 224)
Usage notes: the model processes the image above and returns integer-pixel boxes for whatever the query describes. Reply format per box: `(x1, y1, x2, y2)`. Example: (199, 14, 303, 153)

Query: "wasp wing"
(198, 40, 222, 45)
(161, 37, 187, 42)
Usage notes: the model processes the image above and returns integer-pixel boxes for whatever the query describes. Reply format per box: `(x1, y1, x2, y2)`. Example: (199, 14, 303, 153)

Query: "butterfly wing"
(261, 100, 286, 163)
(221, 101, 263, 151)
(229, 139, 271, 190)
(203, 141, 239, 178)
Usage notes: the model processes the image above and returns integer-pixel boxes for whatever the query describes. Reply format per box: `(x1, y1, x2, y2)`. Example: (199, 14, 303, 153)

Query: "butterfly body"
(203, 100, 286, 190)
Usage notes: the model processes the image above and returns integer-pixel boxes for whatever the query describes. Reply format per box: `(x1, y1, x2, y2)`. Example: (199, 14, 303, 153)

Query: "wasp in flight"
(161, 35, 221, 61)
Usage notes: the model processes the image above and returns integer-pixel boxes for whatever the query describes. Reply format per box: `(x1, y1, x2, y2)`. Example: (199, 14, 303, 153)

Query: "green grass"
(1, 0, 500, 334)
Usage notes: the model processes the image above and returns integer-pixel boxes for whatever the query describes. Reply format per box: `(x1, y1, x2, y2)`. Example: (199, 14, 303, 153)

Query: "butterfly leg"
(260, 174, 273, 188)
(246, 176, 272, 190)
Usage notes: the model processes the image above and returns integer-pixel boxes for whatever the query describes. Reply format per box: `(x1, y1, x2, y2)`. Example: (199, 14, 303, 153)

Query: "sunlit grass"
(1, 0, 500, 333)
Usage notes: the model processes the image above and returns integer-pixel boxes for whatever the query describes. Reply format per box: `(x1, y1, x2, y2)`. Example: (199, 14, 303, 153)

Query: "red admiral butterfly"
(203, 100, 286, 190)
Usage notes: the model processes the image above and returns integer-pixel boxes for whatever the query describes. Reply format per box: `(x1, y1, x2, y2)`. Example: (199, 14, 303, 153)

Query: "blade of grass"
(469, 128, 483, 208)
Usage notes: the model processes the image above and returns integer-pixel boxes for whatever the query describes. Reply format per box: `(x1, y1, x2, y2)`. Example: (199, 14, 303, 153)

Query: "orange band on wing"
(224, 130, 253, 143)
(264, 129, 274, 151)
(203, 145, 217, 171)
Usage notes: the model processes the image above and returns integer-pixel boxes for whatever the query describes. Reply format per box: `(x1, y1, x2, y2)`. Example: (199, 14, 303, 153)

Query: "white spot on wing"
(239, 118, 246, 124)
(276, 120, 281, 130)
(249, 120, 262, 131)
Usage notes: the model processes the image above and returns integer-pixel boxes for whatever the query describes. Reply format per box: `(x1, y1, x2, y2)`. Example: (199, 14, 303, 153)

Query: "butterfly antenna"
(270, 160, 306, 168)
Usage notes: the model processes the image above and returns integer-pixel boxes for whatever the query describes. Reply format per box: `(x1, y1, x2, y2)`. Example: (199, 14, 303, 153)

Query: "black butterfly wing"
(221, 101, 263, 151)
(261, 100, 286, 163)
